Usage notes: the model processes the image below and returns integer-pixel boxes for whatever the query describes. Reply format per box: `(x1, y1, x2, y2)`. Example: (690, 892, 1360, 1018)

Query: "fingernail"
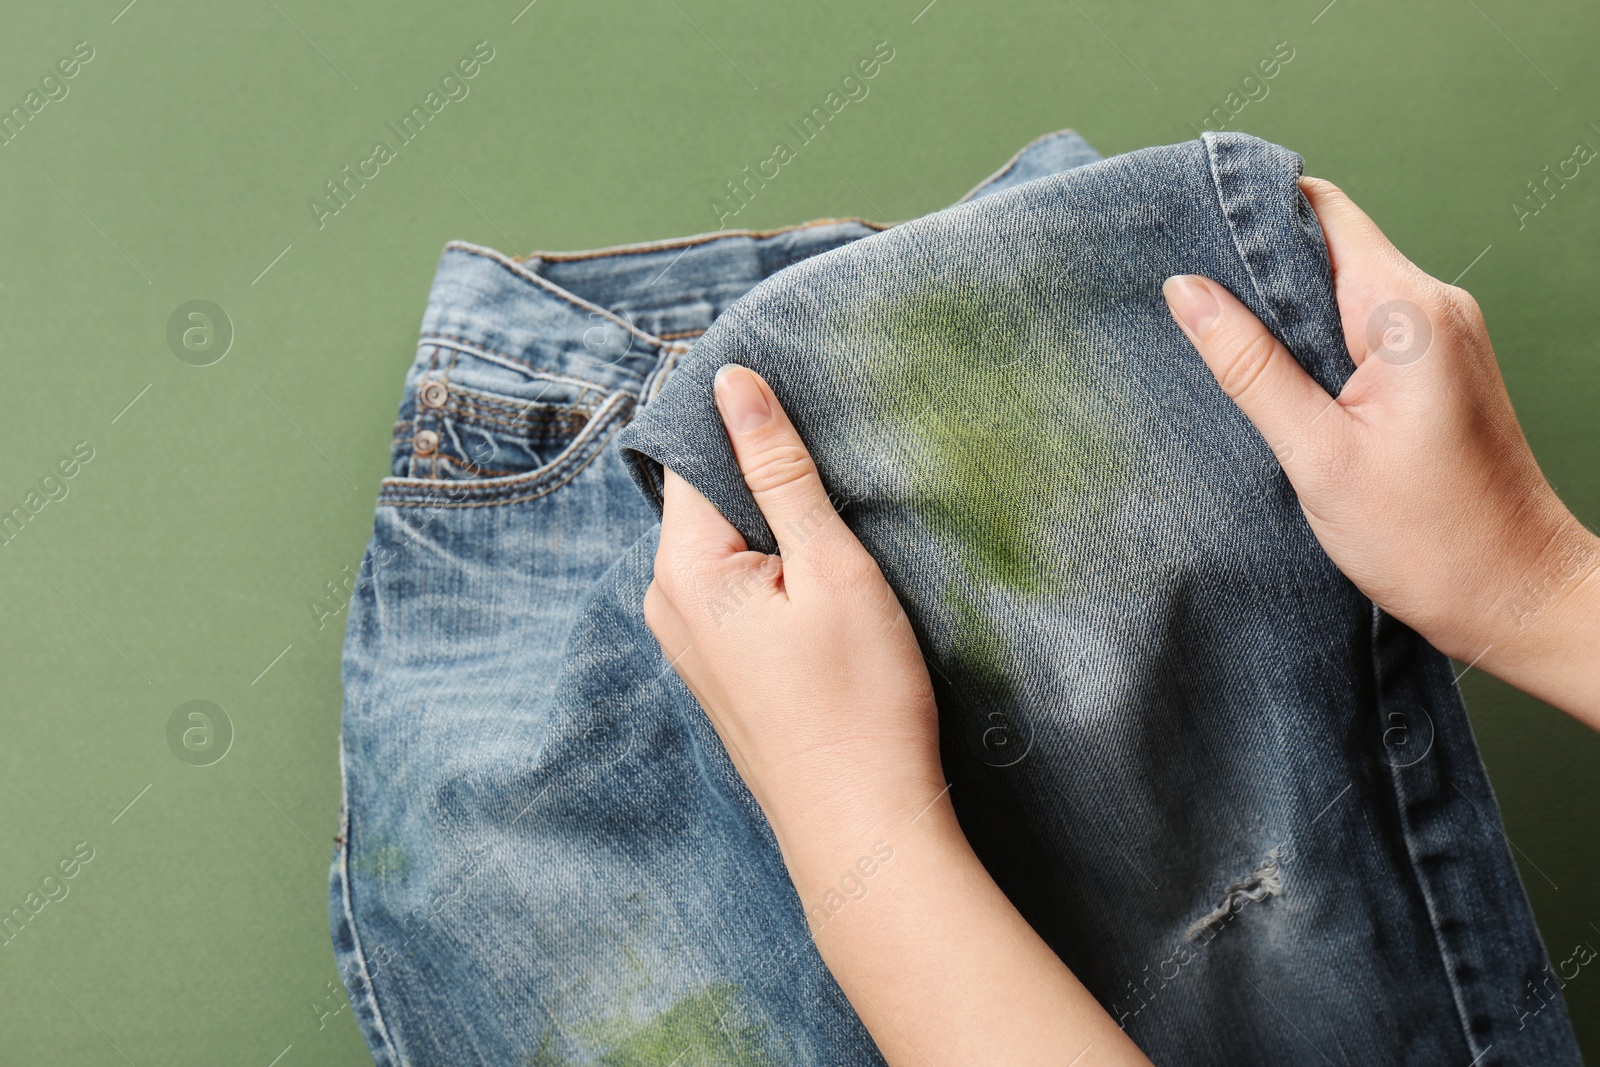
(1163, 276, 1221, 339)
(714, 364, 772, 432)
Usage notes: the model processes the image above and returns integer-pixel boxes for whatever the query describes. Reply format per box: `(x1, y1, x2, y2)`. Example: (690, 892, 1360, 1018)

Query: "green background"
(1, 0, 1595, 1062)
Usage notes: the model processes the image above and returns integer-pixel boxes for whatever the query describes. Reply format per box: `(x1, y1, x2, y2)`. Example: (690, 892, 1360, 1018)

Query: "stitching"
(379, 392, 634, 507)
(438, 243, 676, 351)
(444, 383, 597, 422)
(418, 333, 645, 391)
(441, 409, 592, 438)
(450, 399, 590, 429)
(1373, 604, 1487, 1063)
(470, 217, 892, 265)
(527, 217, 891, 259)
(955, 128, 1088, 204)
(449, 397, 589, 425)
(411, 346, 441, 479)
(444, 382, 596, 417)
(656, 328, 708, 341)
(432, 457, 523, 479)
(430, 381, 597, 441)
(389, 408, 552, 439)
(1199, 133, 1281, 333)
(381, 413, 629, 509)
(640, 345, 686, 408)
(333, 751, 405, 1066)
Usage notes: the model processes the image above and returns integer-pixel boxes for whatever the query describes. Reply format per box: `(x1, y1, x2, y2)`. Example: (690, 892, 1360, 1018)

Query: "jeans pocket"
(379, 344, 635, 508)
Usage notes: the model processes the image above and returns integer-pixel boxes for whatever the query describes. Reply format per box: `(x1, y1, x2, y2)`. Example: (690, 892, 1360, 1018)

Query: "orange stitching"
(438, 246, 672, 351)
(380, 391, 634, 493)
(433, 457, 522, 479)
(379, 410, 630, 510)
(417, 331, 654, 386)
(446, 390, 594, 430)
(450, 397, 590, 424)
(446, 384, 598, 418)
(446, 408, 590, 437)
(494, 216, 893, 264)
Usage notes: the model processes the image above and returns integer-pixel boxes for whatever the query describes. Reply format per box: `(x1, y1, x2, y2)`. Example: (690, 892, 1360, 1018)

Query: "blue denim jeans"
(332, 130, 1579, 1066)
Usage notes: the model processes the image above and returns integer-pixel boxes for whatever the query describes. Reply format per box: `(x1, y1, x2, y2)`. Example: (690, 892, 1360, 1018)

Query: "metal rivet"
(419, 380, 448, 408)
(413, 429, 439, 455)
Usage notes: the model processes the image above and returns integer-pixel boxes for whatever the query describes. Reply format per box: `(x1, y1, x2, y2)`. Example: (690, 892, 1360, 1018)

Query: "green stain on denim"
(351, 841, 410, 880)
(526, 984, 772, 1066)
(594, 984, 768, 1066)
(867, 284, 1126, 592)
(948, 596, 1011, 695)
(850, 277, 1136, 711)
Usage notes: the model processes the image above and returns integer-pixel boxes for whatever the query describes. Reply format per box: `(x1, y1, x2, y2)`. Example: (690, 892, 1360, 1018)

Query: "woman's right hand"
(1162, 177, 1600, 723)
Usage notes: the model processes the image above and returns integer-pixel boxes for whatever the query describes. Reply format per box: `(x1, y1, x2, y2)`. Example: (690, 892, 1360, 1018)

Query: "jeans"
(332, 130, 1579, 1065)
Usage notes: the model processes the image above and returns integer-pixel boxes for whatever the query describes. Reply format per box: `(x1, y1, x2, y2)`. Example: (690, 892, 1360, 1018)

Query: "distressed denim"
(332, 130, 1579, 1066)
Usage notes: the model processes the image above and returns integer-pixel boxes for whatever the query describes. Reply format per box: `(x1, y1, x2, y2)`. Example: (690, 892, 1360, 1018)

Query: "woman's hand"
(642, 363, 945, 846)
(644, 364, 1153, 1067)
(1164, 178, 1600, 723)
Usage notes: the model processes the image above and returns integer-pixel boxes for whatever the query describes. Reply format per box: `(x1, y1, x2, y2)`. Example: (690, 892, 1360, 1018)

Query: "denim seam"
(437, 348, 461, 479)
(1203, 134, 1484, 1059)
(393, 416, 589, 453)
(409, 346, 441, 480)
(421, 458, 523, 479)
(378, 392, 633, 508)
(629, 345, 693, 509)
(489, 217, 891, 265)
(1371, 608, 1485, 1062)
(432, 402, 592, 437)
(640, 345, 688, 411)
(1198, 133, 1282, 334)
(426, 377, 598, 435)
(333, 753, 405, 1066)
(446, 382, 597, 414)
(955, 128, 1085, 204)
(418, 334, 637, 393)
(443, 242, 673, 353)
(444, 383, 595, 412)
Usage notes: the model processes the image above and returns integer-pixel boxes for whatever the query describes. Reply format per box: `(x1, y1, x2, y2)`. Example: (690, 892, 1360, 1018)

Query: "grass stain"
(350, 841, 410, 880)
(845, 273, 1137, 744)
(526, 984, 773, 1066)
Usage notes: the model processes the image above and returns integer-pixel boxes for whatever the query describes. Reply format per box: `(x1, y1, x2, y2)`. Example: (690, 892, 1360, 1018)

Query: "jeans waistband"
(416, 219, 888, 398)
(413, 128, 1103, 399)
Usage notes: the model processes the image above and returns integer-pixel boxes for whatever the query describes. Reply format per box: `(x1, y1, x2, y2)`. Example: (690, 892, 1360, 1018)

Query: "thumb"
(1163, 274, 1342, 462)
(713, 363, 851, 562)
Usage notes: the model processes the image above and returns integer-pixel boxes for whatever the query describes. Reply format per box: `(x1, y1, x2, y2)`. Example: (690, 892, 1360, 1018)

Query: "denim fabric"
(331, 131, 1102, 1066)
(333, 129, 1580, 1066)
(618, 132, 1581, 1065)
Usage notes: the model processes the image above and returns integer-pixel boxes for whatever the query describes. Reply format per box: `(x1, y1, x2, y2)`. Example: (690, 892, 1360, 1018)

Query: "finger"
(642, 580, 684, 649)
(1300, 177, 1407, 278)
(1299, 177, 1436, 366)
(657, 468, 784, 622)
(660, 467, 747, 558)
(1164, 274, 1342, 461)
(713, 364, 851, 561)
